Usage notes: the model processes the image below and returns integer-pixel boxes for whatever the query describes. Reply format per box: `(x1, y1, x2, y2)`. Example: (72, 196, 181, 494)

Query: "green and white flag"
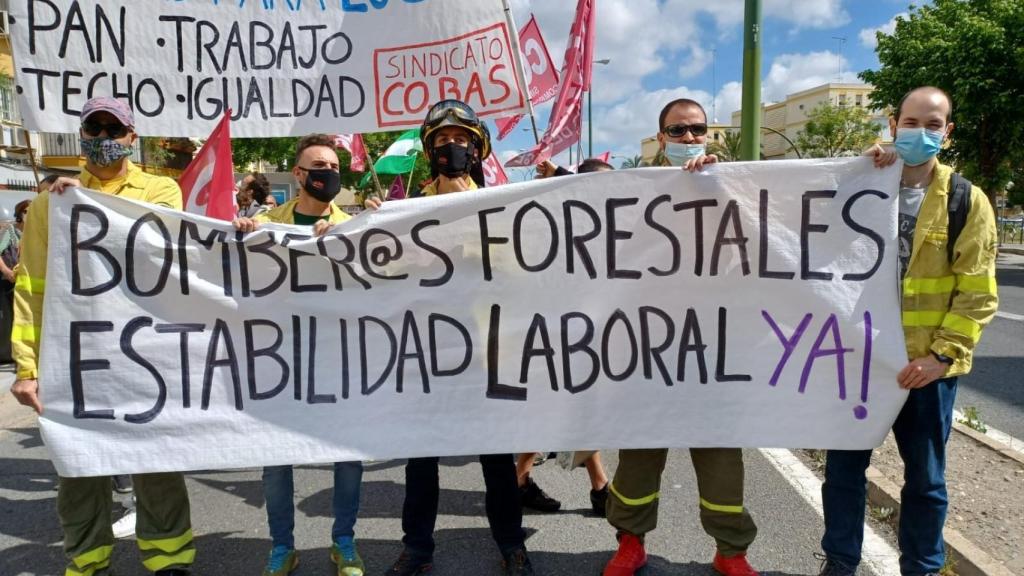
(375, 129, 422, 174)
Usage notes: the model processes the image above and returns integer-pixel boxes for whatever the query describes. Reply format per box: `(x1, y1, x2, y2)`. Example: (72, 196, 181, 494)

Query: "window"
(855, 94, 863, 107)
(838, 94, 848, 106)
(0, 84, 15, 123)
(714, 132, 720, 141)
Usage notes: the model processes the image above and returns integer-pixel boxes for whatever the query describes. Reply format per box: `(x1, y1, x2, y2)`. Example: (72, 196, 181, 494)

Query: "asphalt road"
(0, 391, 849, 576)
(955, 251, 1024, 439)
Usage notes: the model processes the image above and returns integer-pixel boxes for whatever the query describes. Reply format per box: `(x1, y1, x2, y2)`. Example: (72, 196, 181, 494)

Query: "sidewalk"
(1000, 243, 1024, 256)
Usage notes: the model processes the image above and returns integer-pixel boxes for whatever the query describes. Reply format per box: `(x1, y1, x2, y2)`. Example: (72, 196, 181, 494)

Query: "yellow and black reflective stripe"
(138, 529, 195, 571)
(956, 275, 997, 294)
(66, 544, 113, 576)
(903, 276, 955, 296)
(940, 313, 983, 343)
(699, 498, 744, 514)
(608, 482, 659, 506)
(14, 274, 45, 294)
(11, 324, 39, 343)
(902, 311, 946, 327)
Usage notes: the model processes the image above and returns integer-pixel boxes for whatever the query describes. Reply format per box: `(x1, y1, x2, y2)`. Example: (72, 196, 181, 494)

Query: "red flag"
(496, 15, 560, 141)
(505, 0, 594, 167)
(481, 153, 510, 187)
(335, 134, 367, 172)
(180, 111, 235, 221)
(595, 151, 610, 163)
(388, 175, 407, 200)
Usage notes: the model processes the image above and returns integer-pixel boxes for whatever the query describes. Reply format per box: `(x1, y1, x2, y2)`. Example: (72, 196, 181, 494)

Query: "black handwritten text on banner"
(40, 159, 906, 477)
(8, 0, 527, 136)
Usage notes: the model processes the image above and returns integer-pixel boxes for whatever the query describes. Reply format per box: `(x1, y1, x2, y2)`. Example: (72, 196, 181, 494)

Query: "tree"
(619, 154, 644, 169)
(794, 103, 881, 158)
(231, 137, 300, 172)
(707, 130, 743, 162)
(860, 0, 1024, 202)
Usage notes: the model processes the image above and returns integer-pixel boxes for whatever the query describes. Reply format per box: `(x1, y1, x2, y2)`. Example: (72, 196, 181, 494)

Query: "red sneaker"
(713, 552, 759, 576)
(603, 533, 647, 576)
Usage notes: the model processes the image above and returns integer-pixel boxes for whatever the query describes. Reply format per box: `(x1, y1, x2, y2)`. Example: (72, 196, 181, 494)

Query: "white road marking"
(759, 448, 901, 576)
(995, 311, 1024, 322)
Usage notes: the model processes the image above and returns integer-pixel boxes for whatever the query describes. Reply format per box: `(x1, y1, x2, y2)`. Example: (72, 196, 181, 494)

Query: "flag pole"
(502, 0, 540, 145)
(366, 151, 386, 200)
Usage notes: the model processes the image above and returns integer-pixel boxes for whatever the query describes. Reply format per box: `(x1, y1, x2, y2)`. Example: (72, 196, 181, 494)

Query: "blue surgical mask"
(893, 127, 944, 167)
(664, 142, 705, 167)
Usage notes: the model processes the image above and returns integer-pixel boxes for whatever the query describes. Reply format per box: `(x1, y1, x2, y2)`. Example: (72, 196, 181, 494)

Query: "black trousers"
(402, 454, 525, 556)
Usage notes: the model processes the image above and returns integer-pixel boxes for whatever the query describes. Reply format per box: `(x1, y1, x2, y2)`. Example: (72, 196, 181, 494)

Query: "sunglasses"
(662, 123, 708, 138)
(424, 100, 481, 129)
(82, 119, 130, 139)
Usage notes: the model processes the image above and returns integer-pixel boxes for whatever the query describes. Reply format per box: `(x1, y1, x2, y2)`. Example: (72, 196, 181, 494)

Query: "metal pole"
(502, 0, 540, 145)
(22, 130, 41, 185)
(739, 0, 762, 161)
(588, 90, 593, 158)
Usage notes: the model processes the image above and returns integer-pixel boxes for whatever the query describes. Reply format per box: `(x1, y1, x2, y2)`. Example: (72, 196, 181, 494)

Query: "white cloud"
(591, 86, 715, 152)
(859, 13, 906, 49)
(762, 51, 860, 102)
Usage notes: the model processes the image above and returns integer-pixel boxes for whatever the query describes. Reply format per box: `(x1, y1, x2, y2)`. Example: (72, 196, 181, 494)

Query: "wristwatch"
(931, 352, 955, 365)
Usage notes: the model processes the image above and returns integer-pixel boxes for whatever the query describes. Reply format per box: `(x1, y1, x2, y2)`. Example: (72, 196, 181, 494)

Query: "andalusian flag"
(374, 129, 422, 174)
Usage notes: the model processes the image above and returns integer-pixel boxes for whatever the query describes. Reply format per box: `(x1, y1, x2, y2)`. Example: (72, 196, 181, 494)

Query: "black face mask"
(300, 168, 342, 203)
(431, 142, 474, 178)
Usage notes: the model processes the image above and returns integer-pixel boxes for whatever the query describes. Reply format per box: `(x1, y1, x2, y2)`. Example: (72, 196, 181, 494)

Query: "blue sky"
(497, 0, 915, 176)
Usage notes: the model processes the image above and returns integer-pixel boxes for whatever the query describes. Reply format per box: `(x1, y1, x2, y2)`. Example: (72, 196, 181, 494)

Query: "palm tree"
(619, 154, 645, 169)
(707, 130, 743, 162)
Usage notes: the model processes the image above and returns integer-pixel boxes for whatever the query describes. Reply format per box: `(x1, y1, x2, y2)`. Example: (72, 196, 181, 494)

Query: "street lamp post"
(589, 59, 611, 158)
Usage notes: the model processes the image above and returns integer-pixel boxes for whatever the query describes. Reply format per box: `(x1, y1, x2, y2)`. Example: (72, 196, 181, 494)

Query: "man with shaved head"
(818, 86, 998, 576)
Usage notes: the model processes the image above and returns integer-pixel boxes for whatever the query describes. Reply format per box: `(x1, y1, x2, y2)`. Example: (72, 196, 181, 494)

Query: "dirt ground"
(871, 429, 1024, 575)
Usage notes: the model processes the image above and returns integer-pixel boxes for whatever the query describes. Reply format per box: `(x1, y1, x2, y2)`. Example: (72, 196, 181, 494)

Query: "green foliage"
(860, 0, 1024, 200)
(231, 137, 299, 172)
(619, 154, 644, 169)
(707, 130, 743, 162)
(794, 103, 881, 158)
(957, 406, 988, 434)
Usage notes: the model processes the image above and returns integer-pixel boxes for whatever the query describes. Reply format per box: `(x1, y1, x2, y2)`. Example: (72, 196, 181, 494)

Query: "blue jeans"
(263, 461, 363, 549)
(822, 377, 957, 575)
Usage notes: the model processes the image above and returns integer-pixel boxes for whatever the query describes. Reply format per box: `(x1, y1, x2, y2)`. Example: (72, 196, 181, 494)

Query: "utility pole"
(739, 0, 762, 161)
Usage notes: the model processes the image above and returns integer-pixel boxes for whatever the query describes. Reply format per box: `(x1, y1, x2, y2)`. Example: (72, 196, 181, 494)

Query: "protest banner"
(7, 0, 528, 137)
(39, 158, 905, 477)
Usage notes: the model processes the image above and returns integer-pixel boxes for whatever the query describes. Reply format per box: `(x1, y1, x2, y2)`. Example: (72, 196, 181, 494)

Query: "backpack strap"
(946, 172, 972, 264)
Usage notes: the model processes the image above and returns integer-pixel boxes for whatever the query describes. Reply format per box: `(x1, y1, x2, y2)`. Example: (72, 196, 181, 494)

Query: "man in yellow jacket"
(9, 97, 194, 576)
(819, 86, 998, 576)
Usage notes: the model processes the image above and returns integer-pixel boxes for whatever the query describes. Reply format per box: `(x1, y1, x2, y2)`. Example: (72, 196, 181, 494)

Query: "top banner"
(7, 0, 529, 137)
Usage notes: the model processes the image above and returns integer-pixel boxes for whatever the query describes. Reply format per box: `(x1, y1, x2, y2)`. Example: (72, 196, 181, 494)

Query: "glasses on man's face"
(662, 123, 708, 138)
(82, 119, 130, 139)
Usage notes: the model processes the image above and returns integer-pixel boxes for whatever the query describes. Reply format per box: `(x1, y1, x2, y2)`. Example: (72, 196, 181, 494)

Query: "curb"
(864, 426, 1022, 576)
(999, 247, 1024, 256)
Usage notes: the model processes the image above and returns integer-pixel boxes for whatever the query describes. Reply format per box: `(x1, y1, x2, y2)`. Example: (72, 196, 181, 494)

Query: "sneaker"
(713, 552, 759, 576)
(112, 475, 133, 494)
(501, 548, 535, 576)
(112, 508, 136, 539)
(590, 483, 609, 517)
(384, 550, 433, 575)
(815, 554, 856, 576)
(519, 476, 561, 513)
(330, 536, 365, 576)
(262, 545, 299, 576)
(603, 533, 647, 576)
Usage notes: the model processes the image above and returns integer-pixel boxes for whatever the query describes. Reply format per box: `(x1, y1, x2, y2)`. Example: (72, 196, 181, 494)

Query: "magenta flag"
(505, 0, 594, 167)
(335, 134, 367, 172)
(495, 15, 560, 141)
(388, 175, 407, 200)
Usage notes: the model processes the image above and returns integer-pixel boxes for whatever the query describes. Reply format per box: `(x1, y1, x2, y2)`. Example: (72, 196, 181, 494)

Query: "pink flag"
(179, 111, 235, 221)
(495, 15, 560, 141)
(335, 134, 367, 172)
(595, 151, 610, 163)
(481, 153, 510, 187)
(505, 0, 594, 168)
(388, 175, 407, 200)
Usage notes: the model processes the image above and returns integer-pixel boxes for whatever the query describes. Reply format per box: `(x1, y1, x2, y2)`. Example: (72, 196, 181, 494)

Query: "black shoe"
(112, 475, 133, 494)
(384, 550, 432, 575)
(816, 554, 856, 576)
(590, 483, 609, 517)
(519, 476, 561, 513)
(155, 570, 190, 576)
(501, 548, 535, 576)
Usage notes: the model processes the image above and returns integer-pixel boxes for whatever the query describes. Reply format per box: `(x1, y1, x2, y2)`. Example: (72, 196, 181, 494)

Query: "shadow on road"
(959, 356, 1024, 410)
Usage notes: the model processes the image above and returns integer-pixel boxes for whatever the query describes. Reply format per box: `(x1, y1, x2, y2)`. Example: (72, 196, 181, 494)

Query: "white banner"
(8, 0, 528, 136)
(39, 159, 906, 477)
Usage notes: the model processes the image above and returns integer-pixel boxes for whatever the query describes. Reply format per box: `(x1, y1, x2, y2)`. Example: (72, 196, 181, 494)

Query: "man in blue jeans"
(233, 134, 366, 576)
(819, 86, 998, 576)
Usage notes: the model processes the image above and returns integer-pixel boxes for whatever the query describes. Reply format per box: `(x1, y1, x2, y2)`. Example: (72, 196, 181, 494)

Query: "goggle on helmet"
(420, 99, 492, 161)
